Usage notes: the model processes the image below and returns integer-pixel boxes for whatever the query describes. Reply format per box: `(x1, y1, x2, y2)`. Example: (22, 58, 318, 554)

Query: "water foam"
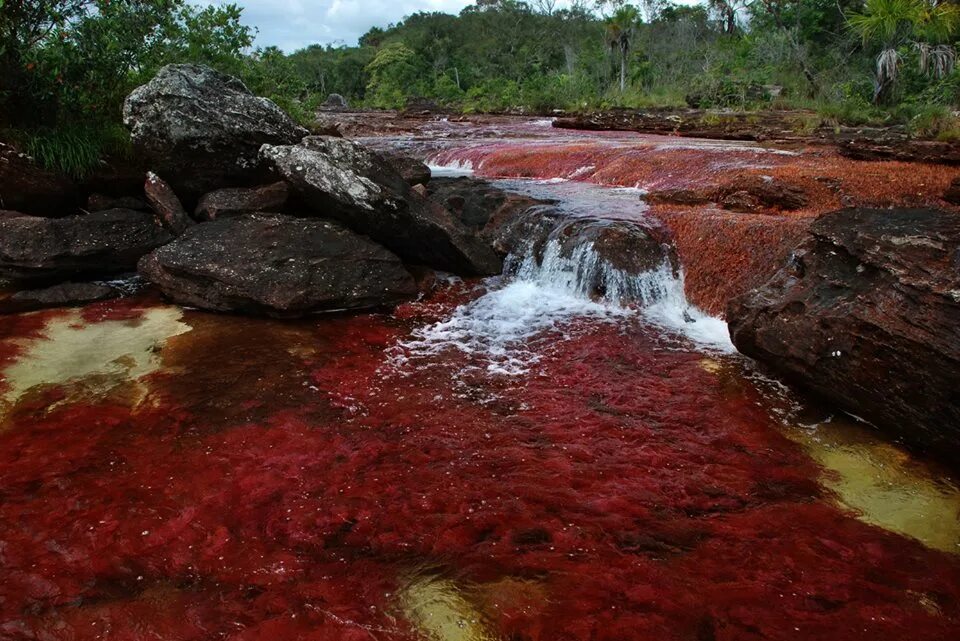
(395, 227, 733, 377)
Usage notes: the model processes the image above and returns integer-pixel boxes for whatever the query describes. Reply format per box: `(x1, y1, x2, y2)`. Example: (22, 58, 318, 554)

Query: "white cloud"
(199, 0, 476, 52)
(197, 0, 703, 53)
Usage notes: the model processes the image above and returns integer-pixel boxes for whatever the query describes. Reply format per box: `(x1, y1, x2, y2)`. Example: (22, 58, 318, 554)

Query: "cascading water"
(394, 205, 733, 377)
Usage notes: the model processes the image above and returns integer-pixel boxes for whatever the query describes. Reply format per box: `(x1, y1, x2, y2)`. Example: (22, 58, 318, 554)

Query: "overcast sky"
(197, 1, 702, 53)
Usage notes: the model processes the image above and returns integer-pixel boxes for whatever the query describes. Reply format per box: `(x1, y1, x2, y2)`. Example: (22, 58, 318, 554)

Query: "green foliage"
(9, 122, 132, 178)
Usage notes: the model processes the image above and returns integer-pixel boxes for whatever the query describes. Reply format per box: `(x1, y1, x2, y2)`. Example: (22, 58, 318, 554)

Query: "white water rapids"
(395, 164, 733, 376)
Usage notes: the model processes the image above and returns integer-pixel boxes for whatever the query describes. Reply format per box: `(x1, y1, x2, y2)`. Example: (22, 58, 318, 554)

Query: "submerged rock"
(0, 282, 119, 315)
(138, 214, 417, 316)
(260, 137, 502, 275)
(123, 64, 308, 198)
(728, 207, 960, 459)
(0, 209, 172, 283)
(194, 182, 289, 221)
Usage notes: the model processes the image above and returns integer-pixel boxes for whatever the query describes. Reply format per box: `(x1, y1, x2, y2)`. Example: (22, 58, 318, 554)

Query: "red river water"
(1, 119, 958, 641)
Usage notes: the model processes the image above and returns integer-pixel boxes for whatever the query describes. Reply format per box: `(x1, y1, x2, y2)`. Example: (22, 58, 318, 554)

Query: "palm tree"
(848, 0, 959, 103)
(605, 4, 641, 93)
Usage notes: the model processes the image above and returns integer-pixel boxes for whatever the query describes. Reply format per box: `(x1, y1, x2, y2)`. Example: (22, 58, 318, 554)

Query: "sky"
(196, 1, 702, 53)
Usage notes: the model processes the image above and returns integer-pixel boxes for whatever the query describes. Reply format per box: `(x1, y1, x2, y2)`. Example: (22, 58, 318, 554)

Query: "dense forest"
(1, 0, 959, 174)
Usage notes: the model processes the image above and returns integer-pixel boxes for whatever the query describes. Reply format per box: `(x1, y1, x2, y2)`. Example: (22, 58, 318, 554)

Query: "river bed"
(1, 121, 958, 640)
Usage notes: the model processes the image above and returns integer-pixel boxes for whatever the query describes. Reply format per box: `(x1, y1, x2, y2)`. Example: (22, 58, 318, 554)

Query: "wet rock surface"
(0, 282, 119, 314)
(194, 182, 289, 221)
(645, 175, 808, 213)
(123, 64, 308, 198)
(555, 109, 960, 164)
(138, 213, 417, 316)
(261, 137, 502, 275)
(0, 209, 172, 283)
(379, 149, 431, 186)
(728, 207, 960, 459)
(144, 172, 193, 235)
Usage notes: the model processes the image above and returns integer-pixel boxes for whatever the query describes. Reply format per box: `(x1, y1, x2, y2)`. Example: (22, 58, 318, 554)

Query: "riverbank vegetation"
(2, 0, 959, 175)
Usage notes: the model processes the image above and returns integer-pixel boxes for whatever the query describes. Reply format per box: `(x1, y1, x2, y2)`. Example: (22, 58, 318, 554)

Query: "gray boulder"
(0, 209, 172, 283)
(138, 214, 417, 317)
(260, 137, 502, 276)
(123, 64, 308, 198)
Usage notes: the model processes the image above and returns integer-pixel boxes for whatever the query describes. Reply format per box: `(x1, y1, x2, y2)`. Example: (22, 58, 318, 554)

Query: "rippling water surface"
(1, 121, 959, 640)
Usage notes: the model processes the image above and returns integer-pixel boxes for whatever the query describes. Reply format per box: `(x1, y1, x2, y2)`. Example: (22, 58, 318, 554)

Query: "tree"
(848, 0, 959, 102)
(604, 4, 640, 92)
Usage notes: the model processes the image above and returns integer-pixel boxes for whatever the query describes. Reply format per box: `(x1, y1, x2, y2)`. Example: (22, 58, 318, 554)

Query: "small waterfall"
(393, 217, 733, 376)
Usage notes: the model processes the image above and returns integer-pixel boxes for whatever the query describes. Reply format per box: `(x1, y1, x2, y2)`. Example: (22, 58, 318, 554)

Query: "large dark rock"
(195, 182, 289, 221)
(728, 207, 960, 459)
(138, 214, 417, 316)
(123, 64, 308, 198)
(0, 142, 79, 216)
(145, 172, 193, 235)
(0, 209, 172, 283)
(379, 150, 431, 186)
(260, 137, 502, 275)
(0, 282, 119, 315)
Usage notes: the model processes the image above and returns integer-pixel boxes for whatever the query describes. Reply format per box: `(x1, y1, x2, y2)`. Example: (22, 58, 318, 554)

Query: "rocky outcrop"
(0, 282, 119, 314)
(123, 64, 308, 198)
(0, 142, 79, 216)
(717, 175, 808, 212)
(426, 177, 547, 235)
(0, 209, 172, 283)
(145, 172, 193, 235)
(260, 137, 502, 275)
(554, 109, 960, 165)
(728, 207, 960, 459)
(645, 175, 807, 213)
(322, 94, 349, 110)
(194, 182, 289, 221)
(380, 150, 431, 186)
(138, 214, 417, 316)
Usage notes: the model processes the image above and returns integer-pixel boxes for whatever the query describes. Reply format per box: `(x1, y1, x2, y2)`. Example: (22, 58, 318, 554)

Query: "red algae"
(1, 289, 958, 640)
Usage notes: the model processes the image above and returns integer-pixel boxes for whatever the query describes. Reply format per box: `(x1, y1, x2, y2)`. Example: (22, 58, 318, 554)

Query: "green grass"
(7, 123, 133, 179)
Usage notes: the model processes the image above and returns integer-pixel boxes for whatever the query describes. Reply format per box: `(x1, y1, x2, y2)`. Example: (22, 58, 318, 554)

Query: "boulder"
(0, 141, 79, 216)
(138, 214, 417, 316)
(718, 175, 808, 212)
(145, 172, 193, 235)
(322, 94, 349, 110)
(0, 282, 119, 315)
(945, 176, 960, 206)
(123, 64, 308, 198)
(728, 207, 960, 459)
(194, 182, 289, 221)
(379, 150, 431, 186)
(0, 209, 172, 283)
(260, 137, 502, 275)
(87, 193, 151, 213)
